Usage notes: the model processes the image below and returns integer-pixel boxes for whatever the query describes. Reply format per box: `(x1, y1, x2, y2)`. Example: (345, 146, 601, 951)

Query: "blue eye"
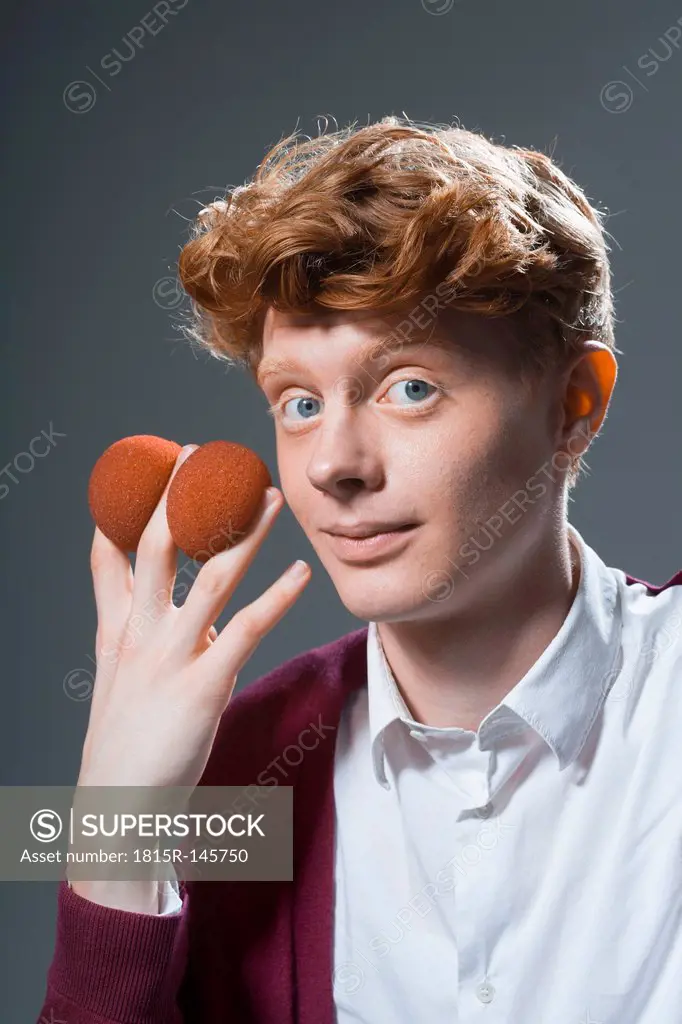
(386, 379, 435, 405)
(281, 395, 323, 422)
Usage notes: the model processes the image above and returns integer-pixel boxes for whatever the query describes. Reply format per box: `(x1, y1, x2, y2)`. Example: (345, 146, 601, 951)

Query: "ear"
(560, 341, 618, 457)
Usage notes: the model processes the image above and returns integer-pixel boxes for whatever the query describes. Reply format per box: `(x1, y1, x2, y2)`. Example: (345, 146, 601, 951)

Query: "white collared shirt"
(332, 523, 682, 1023)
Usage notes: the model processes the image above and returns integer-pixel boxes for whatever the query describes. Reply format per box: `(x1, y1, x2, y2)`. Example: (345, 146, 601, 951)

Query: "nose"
(305, 393, 383, 498)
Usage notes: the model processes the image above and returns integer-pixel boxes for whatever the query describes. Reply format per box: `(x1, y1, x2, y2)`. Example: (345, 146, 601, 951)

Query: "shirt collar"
(367, 523, 623, 788)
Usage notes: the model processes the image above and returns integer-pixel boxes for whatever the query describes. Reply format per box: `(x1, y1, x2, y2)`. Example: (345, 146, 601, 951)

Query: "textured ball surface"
(88, 435, 182, 551)
(166, 440, 272, 562)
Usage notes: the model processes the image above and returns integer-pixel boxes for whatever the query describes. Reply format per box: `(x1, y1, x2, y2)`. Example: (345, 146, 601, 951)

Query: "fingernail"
(287, 560, 309, 580)
(180, 444, 198, 460)
(265, 487, 280, 508)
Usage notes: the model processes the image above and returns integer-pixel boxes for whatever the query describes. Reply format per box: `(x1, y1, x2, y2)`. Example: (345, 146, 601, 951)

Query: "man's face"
(258, 305, 565, 623)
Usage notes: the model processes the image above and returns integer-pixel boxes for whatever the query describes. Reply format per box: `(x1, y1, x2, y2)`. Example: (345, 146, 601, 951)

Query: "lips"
(322, 524, 419, 563)
(324, 523, 417, 539)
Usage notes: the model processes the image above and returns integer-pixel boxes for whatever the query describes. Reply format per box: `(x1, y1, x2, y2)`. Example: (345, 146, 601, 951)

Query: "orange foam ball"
(166, 440, 272, 563)
(88, 435, 182, 551)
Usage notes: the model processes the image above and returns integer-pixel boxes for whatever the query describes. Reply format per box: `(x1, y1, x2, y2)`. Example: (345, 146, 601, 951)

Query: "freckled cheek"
(456, 409, 552, 521)
(420, 412, 529, 517)
(390, 439, 476, 531)
(498, 409, 554, 482)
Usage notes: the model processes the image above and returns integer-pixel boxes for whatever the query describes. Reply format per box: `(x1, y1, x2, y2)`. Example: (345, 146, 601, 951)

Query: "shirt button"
(476, 980, 495, 1004)
(409, 729, 427, 742)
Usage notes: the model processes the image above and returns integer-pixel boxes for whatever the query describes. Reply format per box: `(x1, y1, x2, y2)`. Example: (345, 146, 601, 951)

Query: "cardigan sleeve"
(35, 878, 191, 1023)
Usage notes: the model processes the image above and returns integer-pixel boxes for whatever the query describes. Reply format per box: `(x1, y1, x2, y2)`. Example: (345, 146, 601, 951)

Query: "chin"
(326, 564, 433, 623)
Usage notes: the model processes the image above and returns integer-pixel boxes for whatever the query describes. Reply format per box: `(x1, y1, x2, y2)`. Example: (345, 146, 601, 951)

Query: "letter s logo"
(30, 809, 63, 843)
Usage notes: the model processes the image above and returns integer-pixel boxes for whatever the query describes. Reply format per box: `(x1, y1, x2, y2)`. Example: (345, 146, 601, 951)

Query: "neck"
(375, 524, 581, 732)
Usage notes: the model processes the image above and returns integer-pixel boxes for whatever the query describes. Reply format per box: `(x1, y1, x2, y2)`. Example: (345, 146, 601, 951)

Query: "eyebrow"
(256, 331, 451, 388)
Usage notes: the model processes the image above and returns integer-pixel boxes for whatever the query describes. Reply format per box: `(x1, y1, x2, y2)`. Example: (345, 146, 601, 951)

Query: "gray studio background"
(2, 0, 682, 1017)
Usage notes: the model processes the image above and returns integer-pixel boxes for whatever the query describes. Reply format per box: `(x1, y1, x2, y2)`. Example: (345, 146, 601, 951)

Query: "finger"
(131, 444, 197, 616)
(171, 486, 283, 656)
(90, 525, 134, 650)
(200, 558, 311, 692)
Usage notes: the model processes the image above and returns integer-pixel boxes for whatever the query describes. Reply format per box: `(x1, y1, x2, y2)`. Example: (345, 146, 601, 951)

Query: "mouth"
(322, 524, 419, 562)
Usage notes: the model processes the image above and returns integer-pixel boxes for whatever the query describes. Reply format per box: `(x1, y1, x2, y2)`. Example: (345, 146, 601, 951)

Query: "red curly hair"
(177, 115, 618, 482)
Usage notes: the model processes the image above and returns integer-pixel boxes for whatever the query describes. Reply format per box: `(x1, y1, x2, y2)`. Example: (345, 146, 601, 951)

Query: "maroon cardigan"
(37, 564, 681, 1023)
(38, 625, 370, 1024)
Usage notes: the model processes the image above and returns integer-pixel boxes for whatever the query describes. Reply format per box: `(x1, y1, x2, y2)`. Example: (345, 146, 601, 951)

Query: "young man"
(39, 117, 682, 1023)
